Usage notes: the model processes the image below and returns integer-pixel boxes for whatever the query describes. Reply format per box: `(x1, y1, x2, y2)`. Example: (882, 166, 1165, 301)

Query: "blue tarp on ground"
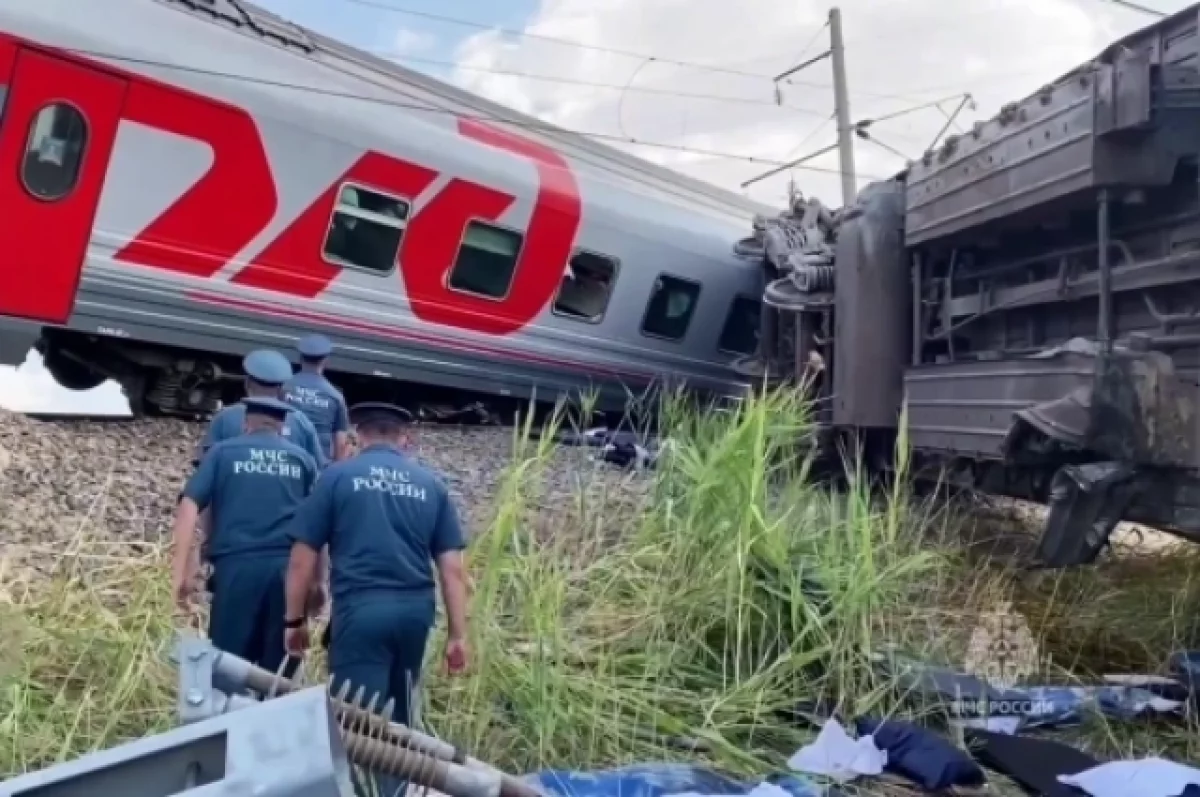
(524, 763, 825, 797)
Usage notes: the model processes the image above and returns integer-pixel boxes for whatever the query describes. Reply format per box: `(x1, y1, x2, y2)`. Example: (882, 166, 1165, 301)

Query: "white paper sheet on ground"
(1058, 757, 1200, 797)
(785, 718, 887, 783)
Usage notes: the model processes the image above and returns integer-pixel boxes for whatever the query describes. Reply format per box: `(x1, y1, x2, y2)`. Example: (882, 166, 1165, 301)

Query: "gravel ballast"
(0, 411, 649, 580)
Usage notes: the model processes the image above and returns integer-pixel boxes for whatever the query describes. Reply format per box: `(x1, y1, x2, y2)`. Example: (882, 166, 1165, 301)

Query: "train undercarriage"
(18, 322, 667, 428)
(752, 177, 1200, 566)
(34, 329, 234, 418)
(16, 328, 504, 423)
(741, 20, 1200, 566)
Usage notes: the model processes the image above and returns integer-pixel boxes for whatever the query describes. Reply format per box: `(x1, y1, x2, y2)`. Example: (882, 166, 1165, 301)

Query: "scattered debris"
(852, 717, 985, 790)
(966, 729, 1101, 797)
(524, 764, 823, 797)
(873, 650, 1188, 734)
(552, 427, 664, 471)
(786, 718, 886, 783)
(1059, 757, 1200, 797)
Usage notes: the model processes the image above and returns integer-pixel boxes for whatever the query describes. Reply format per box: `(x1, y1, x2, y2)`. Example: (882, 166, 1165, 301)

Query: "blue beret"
(242, 396, 292, 420)
(242, 349, 294, 386)
(349, 402, 413, 426)
(297, 334, 333, 359)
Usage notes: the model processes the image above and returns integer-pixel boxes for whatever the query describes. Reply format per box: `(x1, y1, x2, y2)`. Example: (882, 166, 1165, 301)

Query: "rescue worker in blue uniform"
(282, 334, 351, 465)
(282, 403, 469, 790)
(197, 349, 326, 469)
(170, 397, 319, 674)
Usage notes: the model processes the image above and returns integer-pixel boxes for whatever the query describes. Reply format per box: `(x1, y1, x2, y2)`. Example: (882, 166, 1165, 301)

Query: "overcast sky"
(0, 0, 1178, 414)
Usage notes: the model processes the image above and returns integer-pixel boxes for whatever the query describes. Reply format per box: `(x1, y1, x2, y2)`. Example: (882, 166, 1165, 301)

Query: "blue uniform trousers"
(328, 594, 433, 797)
(207, 554, 297, 680)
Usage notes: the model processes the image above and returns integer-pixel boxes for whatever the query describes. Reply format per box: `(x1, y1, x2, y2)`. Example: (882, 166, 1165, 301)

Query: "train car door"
(0, 46, 127, 324)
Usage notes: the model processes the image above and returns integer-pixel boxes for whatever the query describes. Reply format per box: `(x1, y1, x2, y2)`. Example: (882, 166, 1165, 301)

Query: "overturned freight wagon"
(738, 3, 1200, 567)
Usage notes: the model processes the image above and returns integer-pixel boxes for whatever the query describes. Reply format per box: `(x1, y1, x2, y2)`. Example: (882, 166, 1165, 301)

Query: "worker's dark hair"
(300, 354, 325, 366)
(356, 417, 404, 437)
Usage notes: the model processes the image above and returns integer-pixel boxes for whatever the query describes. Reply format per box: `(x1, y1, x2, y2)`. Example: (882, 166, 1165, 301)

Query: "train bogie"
(0, 0, 775, 419)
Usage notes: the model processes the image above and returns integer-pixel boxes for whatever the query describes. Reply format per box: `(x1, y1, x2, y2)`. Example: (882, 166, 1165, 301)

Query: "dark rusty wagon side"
(746, 4, 1200, 566)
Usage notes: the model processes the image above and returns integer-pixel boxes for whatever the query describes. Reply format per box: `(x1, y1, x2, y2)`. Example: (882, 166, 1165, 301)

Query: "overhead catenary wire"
(67, 46, 878, 178)
(773, 19, 831, 89)
(928, 94, 975, 151)
(345, 0, 1088, 103)
(740, 91, 968, 190)
(856, 131, 909, 162)
(394, 55, 830, 114)
(343, 0, 815, 83)
(1088, 0, 1167, 16)
(393, 50, 1064, 111)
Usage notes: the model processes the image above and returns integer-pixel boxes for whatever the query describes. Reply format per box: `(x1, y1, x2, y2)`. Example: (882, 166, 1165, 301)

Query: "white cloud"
(449, 0, 1161, 207)
(0, 351, 128, 416)
(391, 26, 437, 57)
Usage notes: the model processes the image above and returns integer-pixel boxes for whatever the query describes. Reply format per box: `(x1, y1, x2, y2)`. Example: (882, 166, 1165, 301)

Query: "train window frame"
(551, 249, 620, 325)
(319, 181, 410, 277)
(640, 273, 702, 342)
(20, 101, 89, 203)
(445, 219, 525, 302)
(717, 295, 763, 356)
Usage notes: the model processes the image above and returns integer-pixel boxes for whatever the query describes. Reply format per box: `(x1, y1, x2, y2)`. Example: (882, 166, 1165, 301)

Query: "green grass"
(1, 387, 1197, 792)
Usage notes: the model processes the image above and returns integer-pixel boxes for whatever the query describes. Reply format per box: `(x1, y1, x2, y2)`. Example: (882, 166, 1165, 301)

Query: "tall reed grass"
(0, 387, 1196, 783)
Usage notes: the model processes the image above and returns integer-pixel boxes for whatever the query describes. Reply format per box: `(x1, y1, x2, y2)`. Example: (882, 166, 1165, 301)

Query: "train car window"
(717, 296, 762, 355)
(321, 184, 409, 275)
(21, 103, 87, 202)
(641, 274, 700, 341)
(553, 251, 618, 323)
(448, 221, 522, 299)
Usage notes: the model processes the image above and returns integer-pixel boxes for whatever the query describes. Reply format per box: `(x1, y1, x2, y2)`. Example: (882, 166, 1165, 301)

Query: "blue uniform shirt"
(184, 431, 319, 561)
(199, 401, 327, 468)
(282, 371, 349, 461)
(288, 444, 466, 606)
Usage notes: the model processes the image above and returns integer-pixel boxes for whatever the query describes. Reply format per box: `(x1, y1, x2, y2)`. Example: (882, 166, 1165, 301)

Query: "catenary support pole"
(829, 7, 857, 205)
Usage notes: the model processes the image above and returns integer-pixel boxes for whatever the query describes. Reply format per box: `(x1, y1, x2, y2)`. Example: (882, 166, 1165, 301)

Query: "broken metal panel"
(909, 333, 1199, 462)
(1037, 462, 1136, 567)
(1088, 348, 1195, 466)
(904, 352, 1096, 459)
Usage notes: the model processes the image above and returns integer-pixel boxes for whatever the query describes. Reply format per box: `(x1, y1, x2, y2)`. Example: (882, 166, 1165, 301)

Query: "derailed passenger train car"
(744, 3, 1200, 566)
(0, 0, 770, 419)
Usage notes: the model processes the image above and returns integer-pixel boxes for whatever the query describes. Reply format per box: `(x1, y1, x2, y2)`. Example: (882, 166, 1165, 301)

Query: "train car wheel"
(42, 351, 106, 392)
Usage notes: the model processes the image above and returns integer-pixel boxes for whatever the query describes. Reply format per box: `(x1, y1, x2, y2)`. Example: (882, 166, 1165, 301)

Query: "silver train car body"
(0, 0, 773, 416)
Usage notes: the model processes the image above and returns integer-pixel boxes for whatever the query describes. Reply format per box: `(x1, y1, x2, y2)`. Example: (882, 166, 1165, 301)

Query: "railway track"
(22, 412, 141, 424)
(18, 400, 586, 430)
